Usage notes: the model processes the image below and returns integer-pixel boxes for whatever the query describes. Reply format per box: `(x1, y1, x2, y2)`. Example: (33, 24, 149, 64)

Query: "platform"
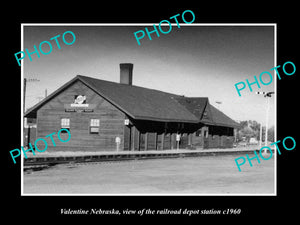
(23, 146, 265, 169)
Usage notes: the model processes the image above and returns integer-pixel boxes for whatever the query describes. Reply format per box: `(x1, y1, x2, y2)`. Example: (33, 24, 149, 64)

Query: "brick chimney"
(120, 63, 133, 85)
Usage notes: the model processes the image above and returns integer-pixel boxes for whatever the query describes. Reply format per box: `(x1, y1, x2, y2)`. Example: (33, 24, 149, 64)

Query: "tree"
(236, 120, 274, 143)
(268, 126, 275, 142)
(238, 126, 254, 141)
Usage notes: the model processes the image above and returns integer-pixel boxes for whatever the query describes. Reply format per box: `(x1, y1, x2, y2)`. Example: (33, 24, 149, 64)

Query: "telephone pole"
(23, 78, 40, 114)
(23, 78, 40, 147)
(256, 91, 275, 152)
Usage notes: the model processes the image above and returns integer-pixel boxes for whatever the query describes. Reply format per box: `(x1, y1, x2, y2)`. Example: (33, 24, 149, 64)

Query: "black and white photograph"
(21, 24, 275, 195)
(4, 5, 298, 222)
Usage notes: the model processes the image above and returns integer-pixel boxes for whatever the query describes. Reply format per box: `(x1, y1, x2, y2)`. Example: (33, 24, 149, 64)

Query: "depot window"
(90, 119, 100, 134)
(61, 118, 70, 133)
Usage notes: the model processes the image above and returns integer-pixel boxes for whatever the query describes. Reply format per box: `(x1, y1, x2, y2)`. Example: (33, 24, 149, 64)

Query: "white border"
(274, 24, 277, 196)
(21, 23, 277, 196)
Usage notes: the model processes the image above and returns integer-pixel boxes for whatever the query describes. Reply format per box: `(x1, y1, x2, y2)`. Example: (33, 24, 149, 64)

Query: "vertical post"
(176, 133, 180, 150)
(137, 129, 140, 151)
(161, 133, 165, 150)
(144, 132, 148, 151)
(264, 96, 270, 152)
(131, 126, 135, 151)
(259, 123, 262, 148)
(170, 133, 175, 149)
(162, 122, 167, 150)
(154, 132, 157, 150)
(23, 78, 27, 148)
(27, 125, 31, 148)
(256, 91, 274, 151)
(265, 97, 270, 145)
(115, 136, 121, 152)
(188, 133, 192, 146)
(234, 128, 237, 143)
(23, 78, 27, 114)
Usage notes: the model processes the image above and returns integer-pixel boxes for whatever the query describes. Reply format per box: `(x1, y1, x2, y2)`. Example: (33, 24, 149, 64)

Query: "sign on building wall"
(64, 95, 95, 112)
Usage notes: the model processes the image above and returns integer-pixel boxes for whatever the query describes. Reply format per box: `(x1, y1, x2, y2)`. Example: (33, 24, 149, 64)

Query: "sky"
(23, 24, 275, 126)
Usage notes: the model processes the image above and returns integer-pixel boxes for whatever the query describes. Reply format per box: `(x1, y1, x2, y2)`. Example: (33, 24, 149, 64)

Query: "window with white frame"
(61, 118, 70, 133)
(90, 119, 100, 134)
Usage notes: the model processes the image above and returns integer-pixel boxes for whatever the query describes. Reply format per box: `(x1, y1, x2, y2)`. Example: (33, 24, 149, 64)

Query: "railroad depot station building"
(24, 63, 239, 152)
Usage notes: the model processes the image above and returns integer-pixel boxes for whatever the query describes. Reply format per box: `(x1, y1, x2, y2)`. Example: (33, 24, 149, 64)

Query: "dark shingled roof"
(175, 97, 239, 128)
(77, 75, 199, 123)
(209, 104, 240, 128)
(25, 75, 239, 127)
(175, 97, 208, 120)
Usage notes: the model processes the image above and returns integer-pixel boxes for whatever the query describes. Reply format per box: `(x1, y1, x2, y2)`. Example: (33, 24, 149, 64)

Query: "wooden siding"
(124, 120, 201, 151)
(202, 126, 234, 149)
(33, 80, 235, 152)
(36, 80, 126, 152)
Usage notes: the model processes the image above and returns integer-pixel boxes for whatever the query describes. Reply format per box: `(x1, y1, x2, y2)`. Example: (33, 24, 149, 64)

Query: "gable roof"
(76, 75, 199, 123)
(24, 75, 239, 127)
(174, 96, 240, 128)
(208, 104, 240, 128)
(24, 75, 199, 123)
(174, 97, 208, 120)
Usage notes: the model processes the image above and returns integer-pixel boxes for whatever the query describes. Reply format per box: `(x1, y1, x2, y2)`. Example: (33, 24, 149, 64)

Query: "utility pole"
(256, 91, 275, 152)
(23, 78, 40, 147)
(23, 78, 40, 114)
(23, 78, 27, 114)
(259, 121, 263, 148)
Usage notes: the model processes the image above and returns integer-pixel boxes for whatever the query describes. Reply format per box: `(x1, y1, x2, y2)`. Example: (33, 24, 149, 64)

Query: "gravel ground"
(23, 153, 275, 195)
